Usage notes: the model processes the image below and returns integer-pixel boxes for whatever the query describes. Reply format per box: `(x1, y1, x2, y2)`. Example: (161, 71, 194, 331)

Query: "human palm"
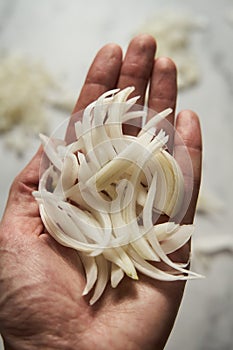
(0, 35, 202, 350)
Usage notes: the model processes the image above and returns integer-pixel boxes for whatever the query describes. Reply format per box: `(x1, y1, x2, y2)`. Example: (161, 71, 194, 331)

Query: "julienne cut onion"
(33, 86, 201, 305)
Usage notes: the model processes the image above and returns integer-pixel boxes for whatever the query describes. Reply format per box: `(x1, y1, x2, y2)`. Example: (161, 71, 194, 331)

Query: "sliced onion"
(34, 86, 199, 304)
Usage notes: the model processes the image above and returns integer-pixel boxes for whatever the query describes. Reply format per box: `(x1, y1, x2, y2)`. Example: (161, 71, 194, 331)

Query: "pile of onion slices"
(33, 87, 200, 305)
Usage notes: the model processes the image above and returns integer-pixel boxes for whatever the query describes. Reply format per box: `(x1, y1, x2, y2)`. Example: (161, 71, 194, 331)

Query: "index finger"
(66, 43, 122, 143)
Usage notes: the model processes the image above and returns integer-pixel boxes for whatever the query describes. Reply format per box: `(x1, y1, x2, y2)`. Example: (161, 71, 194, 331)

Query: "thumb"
(3, 146, 44, 219)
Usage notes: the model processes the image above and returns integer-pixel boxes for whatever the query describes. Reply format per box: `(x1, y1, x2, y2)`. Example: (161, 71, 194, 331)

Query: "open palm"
(0, 35, 202, 350)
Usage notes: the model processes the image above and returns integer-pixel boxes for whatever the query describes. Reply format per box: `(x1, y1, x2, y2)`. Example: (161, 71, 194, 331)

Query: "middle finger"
(117, 34, 156, 105)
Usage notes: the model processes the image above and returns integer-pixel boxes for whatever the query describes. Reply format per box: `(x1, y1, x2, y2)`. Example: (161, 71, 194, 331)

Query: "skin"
(0, 34, 202, 350)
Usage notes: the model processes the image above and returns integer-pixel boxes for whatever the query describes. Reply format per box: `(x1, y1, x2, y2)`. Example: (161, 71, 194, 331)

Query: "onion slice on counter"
(33, 86, 201, 305)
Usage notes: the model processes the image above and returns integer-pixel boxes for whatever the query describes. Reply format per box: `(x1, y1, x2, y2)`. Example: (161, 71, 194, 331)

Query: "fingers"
(117, 34, 156, 104)
(66, 35, 176, 145)
(148, 57, 177, 151)
(66, 43, 122, 142)
(174, 110, 202, 224)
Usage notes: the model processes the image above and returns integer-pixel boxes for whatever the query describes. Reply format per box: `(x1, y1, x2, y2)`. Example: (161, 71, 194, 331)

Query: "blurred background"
(0, 0, 233, 349)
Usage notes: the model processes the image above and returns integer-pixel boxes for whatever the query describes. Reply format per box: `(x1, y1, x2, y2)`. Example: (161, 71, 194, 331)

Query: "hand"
(0, 34, 202, 350)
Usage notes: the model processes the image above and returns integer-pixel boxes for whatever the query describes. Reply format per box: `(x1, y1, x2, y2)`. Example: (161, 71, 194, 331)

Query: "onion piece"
(79, 253, 98, 296)
(111, 263, 124, 288)
(89, 255, 109, 305)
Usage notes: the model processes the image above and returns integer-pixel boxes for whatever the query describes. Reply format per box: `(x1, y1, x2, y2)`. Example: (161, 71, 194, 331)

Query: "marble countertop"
(0, 0, 233, 349)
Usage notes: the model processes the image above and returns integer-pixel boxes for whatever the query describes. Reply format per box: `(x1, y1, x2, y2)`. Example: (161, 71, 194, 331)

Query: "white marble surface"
(0, 0, 233, 349)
